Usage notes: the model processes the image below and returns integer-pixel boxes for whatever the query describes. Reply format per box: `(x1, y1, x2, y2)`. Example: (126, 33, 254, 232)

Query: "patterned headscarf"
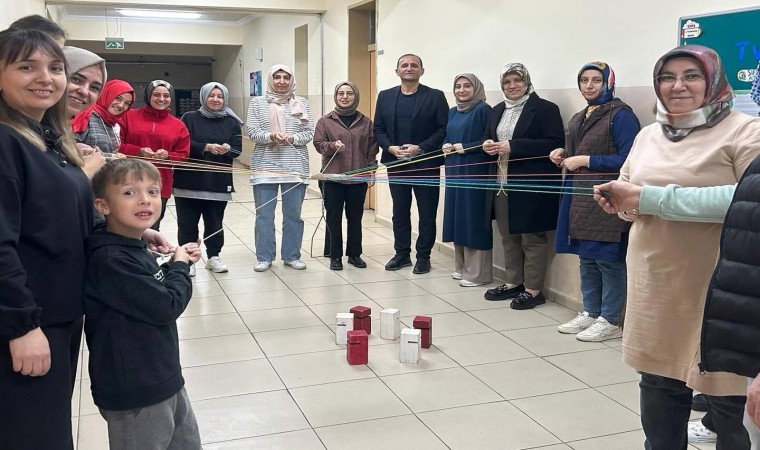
(198, 82, 243, 125)
(500, 63, 535, 108)
(653, 45, 733, 142)
(333, 81, 360, 117)
(578, 61, 615, 105)
(453, 73, 486, 113)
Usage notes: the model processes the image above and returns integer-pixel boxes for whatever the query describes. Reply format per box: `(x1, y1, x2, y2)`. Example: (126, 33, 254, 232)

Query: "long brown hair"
(0, 29, 82, 166)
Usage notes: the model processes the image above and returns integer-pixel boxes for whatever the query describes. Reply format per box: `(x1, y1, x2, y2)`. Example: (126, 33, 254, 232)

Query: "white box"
(380, 308, 400, 340)
(335, 313, 354, 345)
(399, 328, 421, 364)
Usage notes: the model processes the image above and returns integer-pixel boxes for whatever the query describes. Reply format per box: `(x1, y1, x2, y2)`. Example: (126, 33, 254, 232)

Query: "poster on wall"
(249, 71, 263, 96)
(679, 7, 760, 116)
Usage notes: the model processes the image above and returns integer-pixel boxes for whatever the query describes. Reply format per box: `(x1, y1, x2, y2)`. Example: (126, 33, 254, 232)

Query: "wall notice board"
(680, 7, 760, 114)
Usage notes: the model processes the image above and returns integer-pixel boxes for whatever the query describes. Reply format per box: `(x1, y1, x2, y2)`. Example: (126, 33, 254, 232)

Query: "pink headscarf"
(265, 64, 308, 133)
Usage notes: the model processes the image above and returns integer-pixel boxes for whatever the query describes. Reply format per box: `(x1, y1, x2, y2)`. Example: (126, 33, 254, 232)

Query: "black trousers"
(388, 181, 440, 260)
(640, 372, 749, 450)
(0, 317, 84, 450)
(324, 181, 367, 259)
(175, 197, 228, 257)
(151, 197, 170, 231)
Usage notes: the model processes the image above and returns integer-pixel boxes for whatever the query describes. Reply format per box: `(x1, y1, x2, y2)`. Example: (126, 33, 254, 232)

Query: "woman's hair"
(91, 159, 161, 199)
(8, 14, 67, 42)
(0, 29, 82, 166)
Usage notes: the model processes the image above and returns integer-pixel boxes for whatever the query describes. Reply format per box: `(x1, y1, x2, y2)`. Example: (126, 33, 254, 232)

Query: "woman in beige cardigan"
(620, 45, 760, 449)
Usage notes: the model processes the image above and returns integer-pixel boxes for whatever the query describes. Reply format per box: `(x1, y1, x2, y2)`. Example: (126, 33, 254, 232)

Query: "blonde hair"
(0, 29, 82, 167)
(91, 159, 161, 199)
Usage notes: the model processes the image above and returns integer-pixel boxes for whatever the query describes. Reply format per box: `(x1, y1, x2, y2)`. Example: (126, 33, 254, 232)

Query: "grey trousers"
(99, 387, 201, 450)
(454, 245, 493, 284)
(494, 194, 548, 290)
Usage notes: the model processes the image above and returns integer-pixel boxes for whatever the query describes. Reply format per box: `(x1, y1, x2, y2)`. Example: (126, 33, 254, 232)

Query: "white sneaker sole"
(557, 325, 590, 334)
(576, 329, 623, 342)
(206, 264, 229, 273)
(254, 263, 271, 272)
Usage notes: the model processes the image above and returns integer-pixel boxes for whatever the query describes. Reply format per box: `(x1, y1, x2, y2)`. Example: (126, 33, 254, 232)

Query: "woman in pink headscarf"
(245, 64, 314, 272)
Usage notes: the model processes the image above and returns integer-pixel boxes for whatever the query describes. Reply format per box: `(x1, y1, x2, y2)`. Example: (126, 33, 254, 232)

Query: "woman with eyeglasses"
(313, 82, 378, 270)
(606, 45, 760, 450)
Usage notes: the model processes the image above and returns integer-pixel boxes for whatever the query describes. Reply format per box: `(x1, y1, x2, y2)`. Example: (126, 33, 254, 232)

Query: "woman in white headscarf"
(175, 82, 243, 276)
(246, 64, 314, 272)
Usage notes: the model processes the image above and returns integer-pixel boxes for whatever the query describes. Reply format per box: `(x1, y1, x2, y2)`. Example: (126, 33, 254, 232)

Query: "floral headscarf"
(577, 61, 615, 105)
(500, 63, 535, 108)
(653, 45, 733, 142)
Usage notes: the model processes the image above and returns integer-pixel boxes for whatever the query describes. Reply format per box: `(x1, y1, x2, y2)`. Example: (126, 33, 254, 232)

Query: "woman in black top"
(0, 29, 94, 450)
(175, 82, 243, 275)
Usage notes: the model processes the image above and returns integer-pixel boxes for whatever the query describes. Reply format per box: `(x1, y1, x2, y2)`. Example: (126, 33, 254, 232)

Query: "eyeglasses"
(655, 73, 705, 86)
(336, 92, 355, 97)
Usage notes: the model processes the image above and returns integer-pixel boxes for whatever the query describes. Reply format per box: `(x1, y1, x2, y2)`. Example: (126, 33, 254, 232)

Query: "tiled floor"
(73, 174, 716, 449)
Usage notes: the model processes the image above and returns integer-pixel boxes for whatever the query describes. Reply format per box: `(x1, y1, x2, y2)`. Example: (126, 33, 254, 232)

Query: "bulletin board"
(679, 7, 760, 114)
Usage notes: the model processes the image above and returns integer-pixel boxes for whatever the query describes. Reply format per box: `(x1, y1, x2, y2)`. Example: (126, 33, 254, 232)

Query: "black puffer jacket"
(700, 154, 760, 378)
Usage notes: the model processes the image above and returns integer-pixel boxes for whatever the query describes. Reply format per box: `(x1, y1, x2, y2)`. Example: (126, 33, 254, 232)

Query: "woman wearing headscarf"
(482, 63, 564, 309)
(548, 62, 640, 342)
(441, 73, 494, 287)
(313, 82, 379, 271)
(245, 64, 314, 272)
(612, 45, 760, 450)
(174, 82, 243, 276)
(71, 79, 134, 155)
(120, 80, 191, 231)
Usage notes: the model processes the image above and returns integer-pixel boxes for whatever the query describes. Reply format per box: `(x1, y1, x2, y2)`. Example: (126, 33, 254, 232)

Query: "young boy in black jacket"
(85, 159, 202, 449)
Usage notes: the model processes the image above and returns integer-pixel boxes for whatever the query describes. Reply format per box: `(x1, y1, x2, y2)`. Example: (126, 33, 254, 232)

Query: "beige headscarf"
(265, 64, 308, 133)
(453, 73, 486, 112)
(333, 81, 360, 116)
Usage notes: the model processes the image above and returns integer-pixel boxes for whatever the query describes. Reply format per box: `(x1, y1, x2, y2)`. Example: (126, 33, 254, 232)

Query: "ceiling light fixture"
(117, 9, 202, 20)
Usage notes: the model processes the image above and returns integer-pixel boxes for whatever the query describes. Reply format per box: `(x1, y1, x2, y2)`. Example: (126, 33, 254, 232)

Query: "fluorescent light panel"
(117, 9, 202, 20)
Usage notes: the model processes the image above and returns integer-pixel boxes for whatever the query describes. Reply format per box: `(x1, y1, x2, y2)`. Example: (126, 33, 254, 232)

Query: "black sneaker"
(484, 283, 525, 301)
(385, 254, 412, 271)
(329, 258, 343, 271)
(691, 394, 709, 412)
(510, 291, 546, 310)
(412, 258, 431, 274)
(347, 256, 367, 268)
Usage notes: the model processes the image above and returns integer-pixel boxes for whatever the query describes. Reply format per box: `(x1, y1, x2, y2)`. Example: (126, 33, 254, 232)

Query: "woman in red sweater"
(120, 80, 190, 230)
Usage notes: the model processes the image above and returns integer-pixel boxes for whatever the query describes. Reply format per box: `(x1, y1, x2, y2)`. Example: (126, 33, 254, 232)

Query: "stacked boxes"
(335, 313, 354, 345)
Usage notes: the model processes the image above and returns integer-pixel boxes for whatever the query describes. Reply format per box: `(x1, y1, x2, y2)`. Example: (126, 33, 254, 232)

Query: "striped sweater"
(245, 96, 314, 185)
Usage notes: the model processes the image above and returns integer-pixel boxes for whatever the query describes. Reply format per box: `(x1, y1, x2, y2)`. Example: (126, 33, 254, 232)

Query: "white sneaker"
(205, 256, 229, 273)
(284, 259, 307, 270)
(687, 419, 717, 443)
(576, 317, 623, 342)
(459, 279, 487, 287)
(451, 271, 463, 280)
(557, 311, 595, 334)
(188, 264, 196, 278)
(254, 261, 272, 272)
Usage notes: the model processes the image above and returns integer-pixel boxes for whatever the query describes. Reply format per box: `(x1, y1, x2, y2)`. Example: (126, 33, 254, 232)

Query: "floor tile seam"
(198, 427, 322, 448)
(534, 345, 620, 359)
(593, 385, 643, 417)
(179, 310, 243, 319)
(504, 396, 571, 446)
(277, 371, 380, 390)
(562, 426, 645, 446)
(179, 330, 256, 341)
(181, 357, 271, 370)
(452, 354, 540, 369)
(535, 356, 593, 391)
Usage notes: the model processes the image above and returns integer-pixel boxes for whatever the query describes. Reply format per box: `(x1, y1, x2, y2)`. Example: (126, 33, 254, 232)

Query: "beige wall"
(0, 0, 45, 29)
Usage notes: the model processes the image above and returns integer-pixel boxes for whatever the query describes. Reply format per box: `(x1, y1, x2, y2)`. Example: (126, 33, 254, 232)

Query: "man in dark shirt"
(374, 54, 448, 274)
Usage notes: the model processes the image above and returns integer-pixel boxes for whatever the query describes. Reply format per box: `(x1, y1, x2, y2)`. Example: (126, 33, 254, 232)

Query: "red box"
(347, 330, 368, 365)
(413, 315, 432, 349)
(350, 306, 372, 335)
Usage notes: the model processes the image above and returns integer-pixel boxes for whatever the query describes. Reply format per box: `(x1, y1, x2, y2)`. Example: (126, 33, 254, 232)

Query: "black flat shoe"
(691, 394, 709, 412)
(347, 256, 367, 268)
(510, 291, 545, 310)
(484, 283, 525, 301)
(329, 258, 343, 271)
(385, 255, 412, 271)
(412, 258, 431, 274)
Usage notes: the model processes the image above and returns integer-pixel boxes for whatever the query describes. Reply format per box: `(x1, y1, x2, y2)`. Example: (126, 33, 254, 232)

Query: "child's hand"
(173, 241, 202, 264)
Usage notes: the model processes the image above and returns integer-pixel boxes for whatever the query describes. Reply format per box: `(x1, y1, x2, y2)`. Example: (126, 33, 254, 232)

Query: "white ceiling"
(57, 4, 259, 25)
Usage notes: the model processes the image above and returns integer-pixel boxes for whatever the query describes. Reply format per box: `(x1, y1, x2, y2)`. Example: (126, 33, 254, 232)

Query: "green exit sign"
(105, 38, 125, 50)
